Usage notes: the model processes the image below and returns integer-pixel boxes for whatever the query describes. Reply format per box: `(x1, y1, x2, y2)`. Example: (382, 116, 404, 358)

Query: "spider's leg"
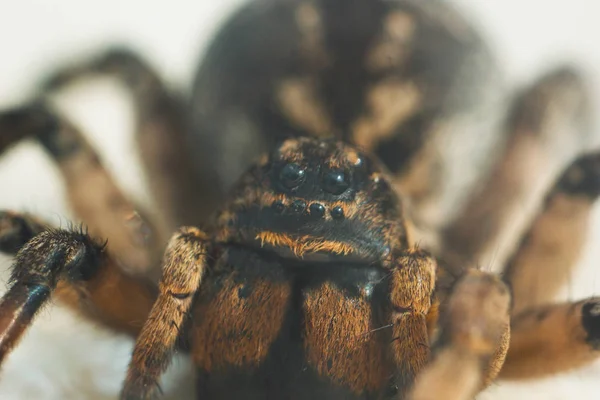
(42, 47, 210, 231)
(407, 270, 510, 400)
(441, 67, 592, 274)
(121, 227, 208, 400)
(386, 249, 437, 396)
(504, 151, 600, 314)
(490, 152, 600, 379)
(0, 102, 162, 276)
(0, 227, 157, 365)
(499, 298, 600, 380)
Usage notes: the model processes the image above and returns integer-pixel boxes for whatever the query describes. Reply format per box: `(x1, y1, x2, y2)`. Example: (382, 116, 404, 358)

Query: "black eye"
(279, 163, 306, 189)
(323, 170, 350, 195)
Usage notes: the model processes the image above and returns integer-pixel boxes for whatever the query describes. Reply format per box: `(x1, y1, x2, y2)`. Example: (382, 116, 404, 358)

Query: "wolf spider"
(1, 0, 600, 399)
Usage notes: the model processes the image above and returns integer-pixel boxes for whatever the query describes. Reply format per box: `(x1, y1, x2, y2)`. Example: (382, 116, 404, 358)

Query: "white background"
(1, 1, 600, 399)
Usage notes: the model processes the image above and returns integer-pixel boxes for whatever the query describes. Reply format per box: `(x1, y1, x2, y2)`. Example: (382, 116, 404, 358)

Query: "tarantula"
(1, 0, 600, 399)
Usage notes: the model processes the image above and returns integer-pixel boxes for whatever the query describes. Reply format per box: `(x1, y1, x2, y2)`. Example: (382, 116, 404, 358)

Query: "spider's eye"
(323, 170, 350, 195)
(279, 163, 306, 189)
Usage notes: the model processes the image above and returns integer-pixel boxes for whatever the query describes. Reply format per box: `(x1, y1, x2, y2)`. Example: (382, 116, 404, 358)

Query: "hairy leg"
(43, 47, 210, 231)
(504, 151, 600, 314)
(0, 227, 157, 364)
(500, 298, 600, 379)
(0, 102, 161, 276)
(479, 151, 600, 379)
(442, 67, 592, 274)
(388, 248, 437, 395)
(407, 270, 510, 400)
(121, 227, 209, 400)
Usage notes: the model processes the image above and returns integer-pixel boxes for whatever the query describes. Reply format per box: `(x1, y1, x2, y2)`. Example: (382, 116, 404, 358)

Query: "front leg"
(387, 248, 437, 395)
(407, 270, 510, 400)
(121, 227, 210, 400)
(0, 228, 157, 364)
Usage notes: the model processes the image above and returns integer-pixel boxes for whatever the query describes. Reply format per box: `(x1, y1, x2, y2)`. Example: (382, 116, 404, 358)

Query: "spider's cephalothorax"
(191, 137, 437, 400)
(1, 0, 600, 399)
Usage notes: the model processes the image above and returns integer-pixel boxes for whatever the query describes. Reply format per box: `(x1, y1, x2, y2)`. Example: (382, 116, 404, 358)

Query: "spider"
(1, 0, 600, 399)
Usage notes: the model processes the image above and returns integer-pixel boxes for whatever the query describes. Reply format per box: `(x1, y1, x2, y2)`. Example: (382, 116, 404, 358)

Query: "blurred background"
(1, 0, 600, 398)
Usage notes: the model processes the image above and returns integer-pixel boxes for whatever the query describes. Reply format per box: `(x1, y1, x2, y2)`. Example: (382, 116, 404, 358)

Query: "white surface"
(1, 1, 600, 399)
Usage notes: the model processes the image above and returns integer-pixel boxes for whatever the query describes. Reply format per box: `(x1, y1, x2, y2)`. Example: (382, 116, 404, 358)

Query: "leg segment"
(493, 152, 600, 379)
(43, 47, 210, 231)
(407, 270, 510, 400)
(501, 298, 600, 379)
(0, 228, 156, 364)
(442, 67, 591, 273)
(504, 151, 600, 314)
(387, 248, 436, 396)
(121, 227, 209, 400)
(0, 102, 162, 276)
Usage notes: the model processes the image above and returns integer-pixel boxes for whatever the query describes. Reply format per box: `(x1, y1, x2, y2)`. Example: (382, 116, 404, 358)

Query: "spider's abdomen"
(189, 0, 499, 230)
(191, 245, 399, 400)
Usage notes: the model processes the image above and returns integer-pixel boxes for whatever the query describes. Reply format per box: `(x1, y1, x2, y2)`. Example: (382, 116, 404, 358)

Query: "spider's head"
(214, 137, 410, 263)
